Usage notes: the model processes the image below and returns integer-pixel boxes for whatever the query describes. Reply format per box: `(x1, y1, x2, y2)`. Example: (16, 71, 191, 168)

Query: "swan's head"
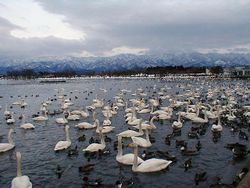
(65, 125, 70, 130)
(16, 151, 21, 160)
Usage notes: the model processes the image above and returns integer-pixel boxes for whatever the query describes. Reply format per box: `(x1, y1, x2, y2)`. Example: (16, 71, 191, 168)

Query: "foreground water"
(0, 77, 249, 188)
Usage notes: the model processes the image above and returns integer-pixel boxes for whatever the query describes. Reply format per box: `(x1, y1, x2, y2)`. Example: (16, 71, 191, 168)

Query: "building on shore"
(224, 67, 250, 78)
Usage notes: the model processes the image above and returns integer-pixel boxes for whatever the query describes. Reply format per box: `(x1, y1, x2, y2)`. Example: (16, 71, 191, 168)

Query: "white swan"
(132, 144, 172, 173)
(172, 113, 183, 129)
(20, 115, 35, 129)
(4, 104, 11, 116)
(131, 129, 152, 148)
(0, 129, 15, 152)
(54, 125, 71, 151)
(32, 112, 48, 121)
(75, 119, 97, 129)
(67, 111, 80, 121)
(103, 112, 112, 126)
(55, 117, 68, 125)
(95, 119, 114, 134)
(134, 116, 157, 130)
(11, 152, 32, 188)
(117, 119, 144, 138)
(116, 135, 144, 165)
(211, 113, 223, 132)
(83, 129, 106, 152)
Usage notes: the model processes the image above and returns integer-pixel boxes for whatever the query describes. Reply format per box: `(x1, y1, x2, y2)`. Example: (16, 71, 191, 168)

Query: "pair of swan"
(54, 125, 71, 151)
(83, 129, 106, 152)
(132, 144, 172, 173)
(11, 152, 32, 188)
(0, 129, 15, 152)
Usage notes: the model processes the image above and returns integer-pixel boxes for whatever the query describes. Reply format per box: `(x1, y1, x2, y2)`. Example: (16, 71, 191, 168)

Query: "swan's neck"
(8, 130, 14, 145)
(178, 114, 181, 122)
(93, 111, 96, 121)
(132, 145, 138, 171)
(100, 133, 105, 146)
(65, 128, 71, 142)
(117, 136, 123, 157)
(150, 116, 155, 127)
(150, 105, 154, 113)
(21, 115, 26, 124)
(196, 106, 200, 116)
(96, 120, 100, 129)
(204, 111, 208, 121)
(145, 129, 151, 144)
(16, 152, 22, 177)
(138, 120, 143, 134)
(218, 114, 221, 125)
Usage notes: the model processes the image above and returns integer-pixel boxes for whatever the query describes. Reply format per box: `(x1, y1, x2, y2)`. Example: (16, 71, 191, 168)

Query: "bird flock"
(0, 77, 250, 187)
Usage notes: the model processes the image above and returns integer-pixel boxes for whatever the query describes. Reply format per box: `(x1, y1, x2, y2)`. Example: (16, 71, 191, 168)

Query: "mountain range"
(0, 52, 250, 75)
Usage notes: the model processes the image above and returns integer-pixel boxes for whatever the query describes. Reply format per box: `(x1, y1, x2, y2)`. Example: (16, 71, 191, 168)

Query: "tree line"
(4, 66, 224, 79)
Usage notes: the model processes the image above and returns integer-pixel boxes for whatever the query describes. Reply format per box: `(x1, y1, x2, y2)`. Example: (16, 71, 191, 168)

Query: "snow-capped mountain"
(0, 53, 249, 75)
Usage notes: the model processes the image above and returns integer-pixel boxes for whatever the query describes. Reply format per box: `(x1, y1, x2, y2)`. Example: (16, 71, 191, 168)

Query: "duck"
(6, 112, 15, 124)
(132, 143, 172, 173)
(78, 163, 95, 173)
(68, 145, 78, 156)
(131, 129, 152, 148)
(54, 125, 71, 151)
(184, 158, 192, 171)
(116, 135, 144, 165)
(20, 114, 35, 129)
(195, 171, 207, 185)
(0, 129, 15, 152)
(83, 129, 106, 152)
(11, 152, 32, 188)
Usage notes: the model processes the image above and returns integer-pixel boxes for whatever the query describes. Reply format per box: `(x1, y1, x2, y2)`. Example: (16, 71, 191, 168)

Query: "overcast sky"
(0, 0, 250, 59)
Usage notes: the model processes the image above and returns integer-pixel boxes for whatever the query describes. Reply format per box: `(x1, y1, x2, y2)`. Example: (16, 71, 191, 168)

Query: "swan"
(67, 111, 80, 121)
(11, 152, 32, 188)
(103, 112, 112, 126)
(0, 129, 15, 152)
(172, 113, 183, 129)
(190, 110, 208, 124)
(132, 144, 172, 173)
(117, 119, 144, 138)
(76, 111, 97, 129)
(95, 119, 114, 134)
(131, 129, 152, 148)
(32, 112, 48, 121)
(4, 104, 11, 116)
(83, 129, 106, 152)
(55, 117, 68, 125)
(211, 113, 223, 132)
(54, 125, 71, 151)
(116, 135, 144, 165)
(20, 115, 35, 129)
(134, 116, 157, 130)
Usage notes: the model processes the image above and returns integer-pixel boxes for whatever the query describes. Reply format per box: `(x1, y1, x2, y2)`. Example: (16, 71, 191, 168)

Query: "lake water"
(0, 77, 249, 188)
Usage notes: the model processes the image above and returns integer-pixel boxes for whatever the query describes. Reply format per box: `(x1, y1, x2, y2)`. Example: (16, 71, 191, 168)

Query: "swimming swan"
(132, 144, 172, 173)
(54, 125, 71, 151)
(116, 135, 144, 165)
(20, 115, 35, 129)
(0, 129, 15, 153)
(83, 129, 106, 152)
(131, 129, 152, 148)
(11, 152, 32, 188)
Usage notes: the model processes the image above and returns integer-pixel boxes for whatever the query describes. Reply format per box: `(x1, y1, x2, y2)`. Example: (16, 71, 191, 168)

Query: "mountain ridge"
(0, 53, 250, 75)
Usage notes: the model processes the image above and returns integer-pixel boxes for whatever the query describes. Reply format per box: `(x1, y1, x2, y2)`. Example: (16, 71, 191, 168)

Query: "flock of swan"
(0, 78, 250, 187)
